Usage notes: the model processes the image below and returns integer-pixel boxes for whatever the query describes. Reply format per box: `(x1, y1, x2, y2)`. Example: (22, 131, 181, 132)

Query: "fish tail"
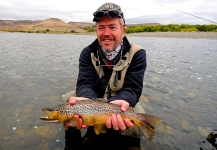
(136, 113, 162, 140)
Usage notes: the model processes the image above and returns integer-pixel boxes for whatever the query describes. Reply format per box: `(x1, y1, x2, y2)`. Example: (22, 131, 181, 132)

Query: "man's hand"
(65, 97, 88, 129)
(66, 98, 134, 131)
(106, 100, 134, 130)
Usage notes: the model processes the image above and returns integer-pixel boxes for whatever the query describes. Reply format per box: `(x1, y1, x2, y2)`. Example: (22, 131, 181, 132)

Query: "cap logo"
(100, 3, 117, 10)
(97, 3, 121, 12)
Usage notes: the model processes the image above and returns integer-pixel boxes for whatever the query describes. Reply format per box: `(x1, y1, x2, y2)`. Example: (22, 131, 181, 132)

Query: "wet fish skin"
(40, 99, 162, 140)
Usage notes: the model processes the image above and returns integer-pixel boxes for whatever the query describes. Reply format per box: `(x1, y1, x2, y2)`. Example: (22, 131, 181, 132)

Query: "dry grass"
(0, 18, 94, 33)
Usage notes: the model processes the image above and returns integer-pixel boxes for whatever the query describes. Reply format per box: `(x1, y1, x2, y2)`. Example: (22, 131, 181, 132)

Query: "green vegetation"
(81, 24, 217, 33)
(70, 30, 76, 33)
(83, 26, 95, 32)
(126, 24, 217, 33)
(1, 24, 217, 34)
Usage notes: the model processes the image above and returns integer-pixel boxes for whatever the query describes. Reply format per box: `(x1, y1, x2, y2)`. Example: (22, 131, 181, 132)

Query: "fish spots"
(41, 100, 161, 140)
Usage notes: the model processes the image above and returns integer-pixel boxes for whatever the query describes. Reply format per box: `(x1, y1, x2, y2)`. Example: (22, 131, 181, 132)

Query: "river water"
(0, 32, 216, 150)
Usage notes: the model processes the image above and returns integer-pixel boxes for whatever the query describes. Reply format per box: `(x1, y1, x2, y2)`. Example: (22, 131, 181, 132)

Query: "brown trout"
(40, 99, 162, 140)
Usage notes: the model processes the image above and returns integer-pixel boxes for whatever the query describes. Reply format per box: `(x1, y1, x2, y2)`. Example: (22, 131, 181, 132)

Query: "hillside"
(68, 22, 94, 28)
(0, 18, 163, 33)
(0, 18, 94, 33)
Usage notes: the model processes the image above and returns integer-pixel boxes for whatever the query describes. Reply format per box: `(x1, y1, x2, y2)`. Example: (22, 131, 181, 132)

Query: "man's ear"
(122, 26, 126, 35)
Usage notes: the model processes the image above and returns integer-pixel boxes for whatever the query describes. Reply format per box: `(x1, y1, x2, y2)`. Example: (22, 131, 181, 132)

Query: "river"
(0, 32, 216, 150)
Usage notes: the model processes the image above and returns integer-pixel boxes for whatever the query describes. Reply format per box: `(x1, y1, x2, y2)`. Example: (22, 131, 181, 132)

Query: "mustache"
(101, 36, 115, 41)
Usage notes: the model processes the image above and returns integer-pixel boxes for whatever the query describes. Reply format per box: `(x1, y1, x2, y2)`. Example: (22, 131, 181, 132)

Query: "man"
(65, 2, 147, 150)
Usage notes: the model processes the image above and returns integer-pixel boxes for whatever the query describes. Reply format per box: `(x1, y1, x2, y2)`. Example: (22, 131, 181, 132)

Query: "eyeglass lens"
(94, 10, 120, 19)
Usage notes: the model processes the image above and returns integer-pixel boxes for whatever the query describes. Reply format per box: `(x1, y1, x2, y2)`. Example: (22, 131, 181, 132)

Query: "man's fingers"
(124, 118, 134, 128)
(69, 97, 89, 105)
(72, 115, 82, 129)
(120, 101, 129, 112)
(120, 103, 129, 112)
(81, 125, 88, 128)
(111, 114, 119, 130)
(117, 114, 126, 130)
(110, 100, 129, 112)
(106, 114, 134, 131)
(77, 117, 83, 129)
(106, 116, 112, 129)
(69, 97, 77, 105)
(73, 115, 79, 120)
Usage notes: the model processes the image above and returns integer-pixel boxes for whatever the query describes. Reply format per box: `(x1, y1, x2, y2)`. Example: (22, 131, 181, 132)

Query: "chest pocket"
(109, 59, 130, 91)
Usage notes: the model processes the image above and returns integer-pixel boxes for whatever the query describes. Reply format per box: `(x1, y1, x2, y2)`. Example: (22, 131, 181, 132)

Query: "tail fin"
(137, 113, 162, 140)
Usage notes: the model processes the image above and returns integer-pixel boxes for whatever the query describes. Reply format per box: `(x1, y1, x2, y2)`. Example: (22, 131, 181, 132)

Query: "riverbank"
(1, 31, 217, 40)
(126, 32, 217, 40)
(76, 31, 217, 40)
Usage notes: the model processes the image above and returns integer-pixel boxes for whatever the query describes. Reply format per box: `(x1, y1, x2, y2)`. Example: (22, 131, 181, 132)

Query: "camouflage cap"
(96, 3, 123, 13)
(93, 3, 125, 22)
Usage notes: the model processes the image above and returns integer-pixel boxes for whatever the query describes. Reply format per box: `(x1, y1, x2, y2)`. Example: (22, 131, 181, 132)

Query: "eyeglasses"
(93, 10, 123, 20)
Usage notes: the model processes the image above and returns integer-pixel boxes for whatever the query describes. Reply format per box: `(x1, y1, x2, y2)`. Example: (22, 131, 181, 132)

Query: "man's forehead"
(96, 17, 120, 26)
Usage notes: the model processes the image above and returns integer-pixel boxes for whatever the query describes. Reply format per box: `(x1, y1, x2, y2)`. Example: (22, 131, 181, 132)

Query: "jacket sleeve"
(108, 49, 147, 107)
(76, 48, 99, 98)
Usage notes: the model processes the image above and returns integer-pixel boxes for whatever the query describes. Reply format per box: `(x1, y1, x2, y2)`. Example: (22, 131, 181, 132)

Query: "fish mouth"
(40, 116, 59, 123)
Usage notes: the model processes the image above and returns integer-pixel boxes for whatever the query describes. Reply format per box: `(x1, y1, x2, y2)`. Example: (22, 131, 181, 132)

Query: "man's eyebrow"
(97, 23, 118, 27)
(108, 24, 118, 27)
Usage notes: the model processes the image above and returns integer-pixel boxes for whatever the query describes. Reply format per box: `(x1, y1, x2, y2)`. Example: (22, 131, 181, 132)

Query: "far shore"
(126, 32, 217, 40)
(67, 32, 217, 40)
(1, 31, 217, 39)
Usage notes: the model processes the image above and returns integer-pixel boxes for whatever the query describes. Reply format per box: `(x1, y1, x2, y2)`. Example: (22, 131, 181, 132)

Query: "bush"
(181, 28, 198, 32)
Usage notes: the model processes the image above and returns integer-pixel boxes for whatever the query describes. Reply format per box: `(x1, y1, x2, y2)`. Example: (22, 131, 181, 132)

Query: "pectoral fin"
(94, 125, 107, 135)
(63, 117, 78, 130)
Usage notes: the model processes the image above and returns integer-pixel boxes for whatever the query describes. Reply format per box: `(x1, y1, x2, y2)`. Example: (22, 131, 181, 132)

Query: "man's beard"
(100, 36, 116, 52)
(102, 46, 114, 52)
